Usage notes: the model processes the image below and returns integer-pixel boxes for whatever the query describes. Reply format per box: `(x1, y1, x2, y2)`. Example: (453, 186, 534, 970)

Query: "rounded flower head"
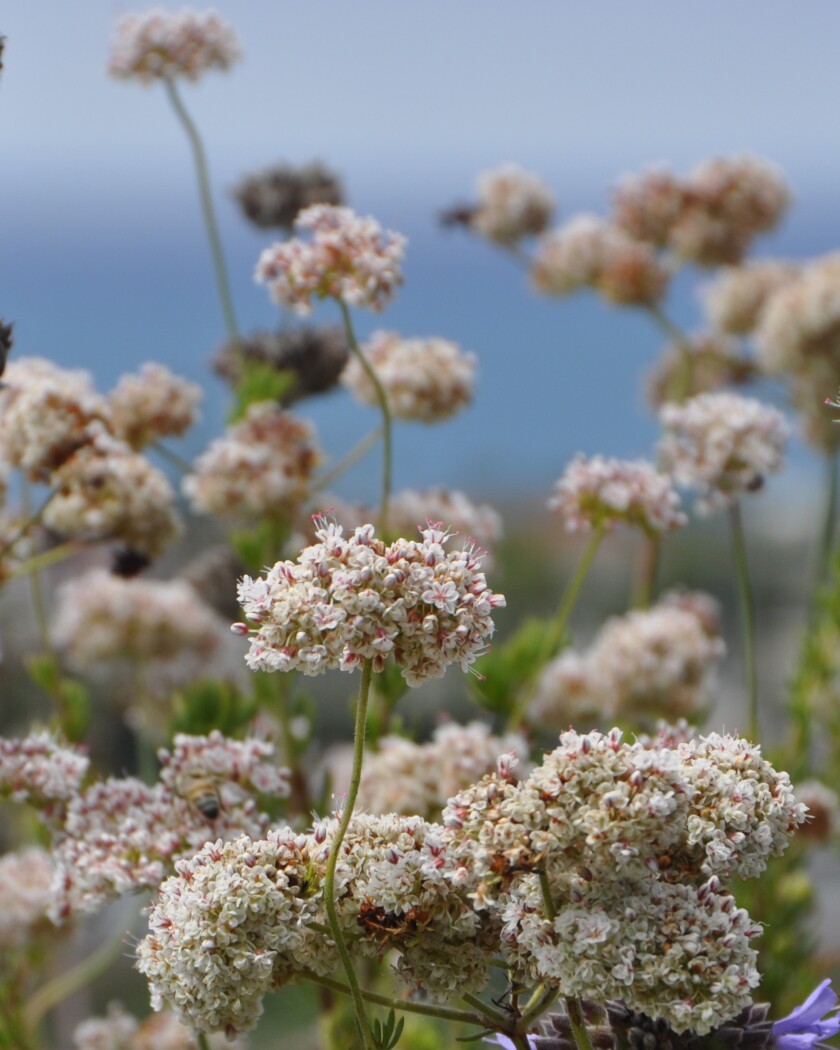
(254, 204, 406, 314)
(341, 331, 476, 422)
(658, 392, 789, 514)
(549, 454, 686, 535)
(471, 163, 555, 244)
(703, 261, 800, 336)
(233, 161, 344, 231)
(647, 331, 756, 409)
(183, 401, 319, 520)
(235, 518, 505, 686)
(108, 363, 202, 450)
(532, 216, 669, 306)
(108, 9, 240, 83)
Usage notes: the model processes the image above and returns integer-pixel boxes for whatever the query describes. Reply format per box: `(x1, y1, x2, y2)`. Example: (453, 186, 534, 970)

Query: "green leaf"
(469, 616, 563, 716)
(169, 679, 257, 737)
(230, 361, 295, 421)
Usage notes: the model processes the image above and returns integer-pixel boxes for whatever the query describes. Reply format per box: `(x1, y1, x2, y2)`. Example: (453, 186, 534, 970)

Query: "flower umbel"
(236, 519, 505, 685)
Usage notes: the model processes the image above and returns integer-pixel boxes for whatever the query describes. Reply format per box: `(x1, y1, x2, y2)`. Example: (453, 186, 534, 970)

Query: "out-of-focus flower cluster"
(107, 8, 240, 83)
(255, 204, 406, 314)
(235, 518, 505, 685)
(356, 721, 529, 819)
(341, 330, 477, 422)
(0, 358, 198, 559)
(659, 391, 789, 513)
(73, 1001, 246, 1049)
(532, 591, 725, 728)
(136, 727, 804, 1036)
(183, 400, 320, 520)
(233, 161, 344, 231)
(471, 163, 556, 244)
(549, 454, 686, 535)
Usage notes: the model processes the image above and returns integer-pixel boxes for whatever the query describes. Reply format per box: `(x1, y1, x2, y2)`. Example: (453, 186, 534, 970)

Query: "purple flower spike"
(773, 980, 840, 1050)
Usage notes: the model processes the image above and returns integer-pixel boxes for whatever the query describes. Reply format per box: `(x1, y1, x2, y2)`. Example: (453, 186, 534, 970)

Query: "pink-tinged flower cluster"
(658, 392, 789, 513)
(0, 848, 56, 950)
(107, 9, 240, 83)
(254, 204, 406, 314)
(612, 155, 790, 266)
(50, 732, 289, 921)
(532, 592, 725, 728)
(703, 261, 800, 336)
(0, 731, 89, 812)
(388, 488, 502, 563)
(0, 358, 109, 481)
(108, 362, 202, 450)
(183, 401, 319, 520)
(42, 427, 181, 557)
(52, 569, 223, 669)
(356, 721, 529, 819)
(532, 215, 669, 306)
(471, 163, 555, 244)
(236, 519, 505, 686)
(549, 454, 686, 535)
(341, 331, 477, 422)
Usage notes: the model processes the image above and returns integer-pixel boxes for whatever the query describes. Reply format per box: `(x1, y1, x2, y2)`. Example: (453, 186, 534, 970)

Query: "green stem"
(197, 1035, 211, 1050)
(0, 490, 57, 563)
(311, 425, 383, 494)
(646, 304, 693, 402)
(323, 658, 376, 1050)
(8, 541, 80, 582)
(564, 997, 595, 1050)
(539, 869, 557, 921)
(305, 972, 488, 1027)
(815, 448, 839, 596)
(506, 525, 605, 731)
(24, 917, 132, 1030)
(632, 534, 660, 609)
(163, 76, 241, 347)
(518, 986, 561, 1033)
(338, 300, 393, 534)
(460, 991, 509, 1028)
(729, 500, 759, 741)
(151, 439, 194, 475)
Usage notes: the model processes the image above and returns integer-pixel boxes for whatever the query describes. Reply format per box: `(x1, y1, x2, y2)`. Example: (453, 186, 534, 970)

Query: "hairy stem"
(338, 299, 393, 533)
(323, 658, 376, 1049)
(163, 76, 241, 347)
(565, 997, 596, 1050)
(729, 500, 759, 741)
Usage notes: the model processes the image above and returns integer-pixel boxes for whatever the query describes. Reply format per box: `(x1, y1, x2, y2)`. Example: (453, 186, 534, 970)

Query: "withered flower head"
(0, 318, 13, 378)
(233, 161, 344, 230)
(213, 326, 348, 404)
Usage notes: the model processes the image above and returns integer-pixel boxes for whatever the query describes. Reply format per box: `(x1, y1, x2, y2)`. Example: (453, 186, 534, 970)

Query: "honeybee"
(177, 771, 223, 821)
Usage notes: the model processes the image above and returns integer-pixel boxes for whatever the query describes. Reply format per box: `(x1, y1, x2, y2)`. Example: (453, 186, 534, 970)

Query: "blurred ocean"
(5, 169, 840, 510)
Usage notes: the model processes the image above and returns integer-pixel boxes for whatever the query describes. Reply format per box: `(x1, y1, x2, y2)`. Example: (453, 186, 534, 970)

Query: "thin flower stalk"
(646, 303, 694, 401)
(163, 76, 241, 347)
(311, 425, 383, 494)
(323, 657, 377, 1050)
(729, 500, 759, 741)
(815, 449, 839, 599)
(305, 972, 489, 1027)
(338, 300, 393, 533)
(564, 997, 597, 1050)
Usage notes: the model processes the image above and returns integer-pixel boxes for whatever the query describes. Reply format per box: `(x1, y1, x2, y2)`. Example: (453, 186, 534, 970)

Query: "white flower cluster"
(236, 519, 505, 686)
(0, 731, 89, 810)
(42, 427, 181, 557)
(341, 330, 477, 422)
(703, 261, 800, 336)
(659, 392, 789, 513)
(441, 727, 805, 1032)
(73, 1003, 245, 1050)
(49, 732, 289, 921)
(471, 163, 555, 244)
(0, 358, 109, 481)
(531, 215, 669, 306)
(255, 204, 406, 314)
(0, 848, 55, 950)
(52, 569, 223, 669)
(107, 8, 241, 83)
(532, 593, 725, 728)
(357, 721, 529, 818)
(108, 363, 202, 450)
(183, 401, 319, 520)
(612, 155, 790, 266)
(757, 253, 840, 375)
(549, 454, 686, 535)
(137, 828, 329, 1035)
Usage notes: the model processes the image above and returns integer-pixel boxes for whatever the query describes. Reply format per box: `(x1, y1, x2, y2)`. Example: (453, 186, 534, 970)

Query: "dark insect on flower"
(233, 161, 344, 230)
(0, 36, 6, 75)
(176, 771, 222, 821)
(0, 318, 14, 378)
(439, 202, 479, 230)
(111, 546, 151, 578)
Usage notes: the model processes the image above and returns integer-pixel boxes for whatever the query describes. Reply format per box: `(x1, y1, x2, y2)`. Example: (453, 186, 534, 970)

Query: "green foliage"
(24, 654, 90, 742)
(372, 1009, 405, 1050)
(169, 679, 257, 737)
(469, 615, 561, 717)
(230, 359, 295, 421)
(230, 517, 293, 574)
